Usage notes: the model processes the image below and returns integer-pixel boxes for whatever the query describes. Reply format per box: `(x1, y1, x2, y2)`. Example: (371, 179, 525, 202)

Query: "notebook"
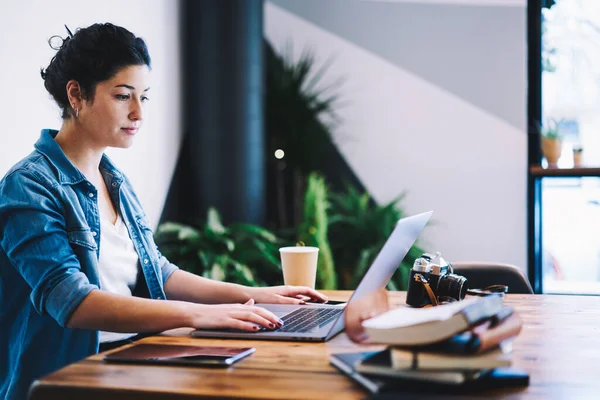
(330, 350, 529, 395)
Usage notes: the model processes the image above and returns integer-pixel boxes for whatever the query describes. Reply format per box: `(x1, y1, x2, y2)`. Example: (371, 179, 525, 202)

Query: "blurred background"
(0, 0, 531, 292)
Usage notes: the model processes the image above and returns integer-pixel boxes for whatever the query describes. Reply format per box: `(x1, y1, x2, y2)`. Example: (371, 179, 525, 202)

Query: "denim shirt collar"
(34, 129, 123, 187)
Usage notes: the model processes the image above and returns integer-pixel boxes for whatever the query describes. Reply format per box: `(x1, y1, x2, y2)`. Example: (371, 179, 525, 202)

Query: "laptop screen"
(325, 211, 432, 337)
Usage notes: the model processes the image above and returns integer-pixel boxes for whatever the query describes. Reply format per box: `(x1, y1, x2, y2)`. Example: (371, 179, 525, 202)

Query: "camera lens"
(437, 273, 468, 301)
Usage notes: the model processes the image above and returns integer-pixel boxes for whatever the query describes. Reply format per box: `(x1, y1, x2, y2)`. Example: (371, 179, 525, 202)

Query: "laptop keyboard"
(269, 307, 343, 333)
(215, 307, 343, 334)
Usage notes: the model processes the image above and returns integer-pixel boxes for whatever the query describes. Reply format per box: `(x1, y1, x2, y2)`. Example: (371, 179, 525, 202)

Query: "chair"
(450, 261, 534, 294)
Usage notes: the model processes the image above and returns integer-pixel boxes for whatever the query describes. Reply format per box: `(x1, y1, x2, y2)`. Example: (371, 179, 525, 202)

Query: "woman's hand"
(246, 285, 329, 305)
(186, 299, 283, 332)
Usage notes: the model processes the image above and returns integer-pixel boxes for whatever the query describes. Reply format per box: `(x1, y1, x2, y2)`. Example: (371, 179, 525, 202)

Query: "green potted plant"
(297, 172, 337, 290)
(154, 208, 287, 287)
(327, 184, 426, 291)
(540, 119, 563, 167)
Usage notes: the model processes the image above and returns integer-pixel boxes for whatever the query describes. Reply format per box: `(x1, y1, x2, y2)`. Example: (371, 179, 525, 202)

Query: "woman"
(0, 23, 327, 400)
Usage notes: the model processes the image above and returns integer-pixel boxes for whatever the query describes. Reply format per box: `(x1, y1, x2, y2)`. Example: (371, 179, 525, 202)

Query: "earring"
(72, 104, 78, 118)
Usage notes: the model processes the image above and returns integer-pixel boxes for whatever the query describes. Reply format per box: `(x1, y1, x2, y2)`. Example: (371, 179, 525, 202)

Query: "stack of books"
(331, 295, 529, 395)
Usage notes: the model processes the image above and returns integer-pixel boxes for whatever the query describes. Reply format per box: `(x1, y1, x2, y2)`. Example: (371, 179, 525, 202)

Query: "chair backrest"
(451, 261, 534, 294)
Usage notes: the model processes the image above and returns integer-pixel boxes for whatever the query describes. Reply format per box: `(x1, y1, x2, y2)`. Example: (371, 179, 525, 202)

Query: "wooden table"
(29, 291, 600, 399)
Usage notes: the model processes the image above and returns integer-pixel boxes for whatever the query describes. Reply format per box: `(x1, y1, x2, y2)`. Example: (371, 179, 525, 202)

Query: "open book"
(362, 295, 504, 346)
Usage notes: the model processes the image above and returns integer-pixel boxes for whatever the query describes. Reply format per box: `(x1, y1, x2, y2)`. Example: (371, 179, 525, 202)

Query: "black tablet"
(103, 343, 255, 367)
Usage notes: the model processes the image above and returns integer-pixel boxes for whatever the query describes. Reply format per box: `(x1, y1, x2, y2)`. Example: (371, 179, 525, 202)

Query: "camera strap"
(413, 274, 439, 306)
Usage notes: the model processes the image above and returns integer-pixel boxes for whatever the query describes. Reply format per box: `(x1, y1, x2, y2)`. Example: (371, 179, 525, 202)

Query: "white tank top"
(97, 213, 139, 343)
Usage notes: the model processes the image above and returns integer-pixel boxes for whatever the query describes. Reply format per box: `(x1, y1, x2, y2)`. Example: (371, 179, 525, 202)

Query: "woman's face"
(81, 65, 150, 149)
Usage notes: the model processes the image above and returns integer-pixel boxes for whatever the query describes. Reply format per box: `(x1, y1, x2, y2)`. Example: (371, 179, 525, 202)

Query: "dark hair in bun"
(40, 23, 151, 119)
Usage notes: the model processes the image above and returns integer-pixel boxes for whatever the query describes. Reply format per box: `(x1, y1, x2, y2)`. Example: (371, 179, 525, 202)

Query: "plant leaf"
(177, 226, 201, 241)
(207, 207, 226, 234)
(211, 262, 226, 281)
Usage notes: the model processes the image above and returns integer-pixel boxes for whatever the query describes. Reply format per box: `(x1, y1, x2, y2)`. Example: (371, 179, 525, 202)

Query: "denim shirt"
(0, 129, 178, 400)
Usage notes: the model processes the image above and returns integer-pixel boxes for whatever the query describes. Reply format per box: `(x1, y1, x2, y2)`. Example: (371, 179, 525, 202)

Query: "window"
(536, 0, 600, 294)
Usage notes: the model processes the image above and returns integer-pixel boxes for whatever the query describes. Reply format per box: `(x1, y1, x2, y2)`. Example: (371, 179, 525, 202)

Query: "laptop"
(191, 211, 432, 342)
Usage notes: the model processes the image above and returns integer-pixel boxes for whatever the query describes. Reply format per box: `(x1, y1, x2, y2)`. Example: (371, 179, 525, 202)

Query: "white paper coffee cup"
(279, 246, 319, 289)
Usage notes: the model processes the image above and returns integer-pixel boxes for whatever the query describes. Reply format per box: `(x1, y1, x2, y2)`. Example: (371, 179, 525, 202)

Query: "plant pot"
(541, 137, 562, 167)
(573, 145, 583, 168)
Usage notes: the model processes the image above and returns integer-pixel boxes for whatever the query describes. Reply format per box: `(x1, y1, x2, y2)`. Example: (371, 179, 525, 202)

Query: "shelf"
(530, 166, 600, 177)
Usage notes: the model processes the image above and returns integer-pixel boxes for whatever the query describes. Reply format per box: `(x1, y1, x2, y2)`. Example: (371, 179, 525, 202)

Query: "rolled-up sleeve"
(0, 170, 98, 326)
(157, 249, 179, 286)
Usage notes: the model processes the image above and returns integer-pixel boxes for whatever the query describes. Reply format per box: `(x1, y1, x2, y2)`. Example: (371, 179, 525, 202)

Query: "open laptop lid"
(325, 211, 432, 339)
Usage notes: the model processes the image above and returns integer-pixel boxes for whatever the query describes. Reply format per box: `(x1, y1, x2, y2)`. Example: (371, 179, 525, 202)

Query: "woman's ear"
(65, 80, 83, 111)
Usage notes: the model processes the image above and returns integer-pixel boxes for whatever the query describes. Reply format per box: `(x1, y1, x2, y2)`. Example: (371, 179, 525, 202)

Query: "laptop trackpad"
(258, 304, 301, 318)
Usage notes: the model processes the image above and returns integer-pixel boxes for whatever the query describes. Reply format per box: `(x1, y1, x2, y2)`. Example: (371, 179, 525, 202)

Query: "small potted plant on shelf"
(540, 119, 563, 168)
(572, 144, 584, 168)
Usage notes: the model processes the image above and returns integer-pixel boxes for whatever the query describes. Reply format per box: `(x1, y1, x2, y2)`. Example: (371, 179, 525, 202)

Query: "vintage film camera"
(406, 252, 468, 307)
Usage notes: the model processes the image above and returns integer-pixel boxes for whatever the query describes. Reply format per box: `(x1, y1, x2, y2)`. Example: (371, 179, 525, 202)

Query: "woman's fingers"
(288, 287, 328, 303)
(271, 294, 305, 305)
(306, 289, 329, 302)
(191, 303, 283, 331)
(248, 305, 284, 326)
(227, 304, 283, 329)
(226, 318, 263, 332)
(236, 310, 279, 330)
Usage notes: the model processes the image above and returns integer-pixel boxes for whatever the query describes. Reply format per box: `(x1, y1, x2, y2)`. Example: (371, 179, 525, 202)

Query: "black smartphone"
(325, 300, 347, 305)
(103, 343, 255, 367)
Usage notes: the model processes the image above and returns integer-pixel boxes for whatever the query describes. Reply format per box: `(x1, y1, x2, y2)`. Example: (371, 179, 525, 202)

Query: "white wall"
(0, 0, 181, 228)
(265, 0, 528, 271)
